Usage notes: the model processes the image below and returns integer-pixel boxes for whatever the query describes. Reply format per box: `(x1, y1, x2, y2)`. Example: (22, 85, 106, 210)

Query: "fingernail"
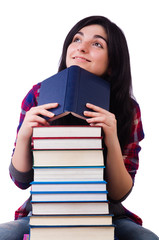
(50, 112, 55, 117)
(86, 118, 91, 122)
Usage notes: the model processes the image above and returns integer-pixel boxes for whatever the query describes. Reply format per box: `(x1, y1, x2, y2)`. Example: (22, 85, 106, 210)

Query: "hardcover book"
(31, 201, 109, 215)
(32, 136, 103, 150)
(31, 190, 108, 202)
(29, 214, 113, 226)
(31, 181, 107, 192)
(32, 149, 104, 167)
(33, 166, 105, 182)
(32, 125, 102, 138)
(29, 225, 114, 240)
(38, 65, 110, 121)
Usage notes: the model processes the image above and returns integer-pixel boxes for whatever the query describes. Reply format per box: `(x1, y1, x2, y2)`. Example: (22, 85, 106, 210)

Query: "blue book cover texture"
(38, 65, 110, 118)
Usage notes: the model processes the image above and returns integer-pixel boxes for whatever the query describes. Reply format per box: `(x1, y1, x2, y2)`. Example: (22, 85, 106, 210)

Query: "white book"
(32, 137, 102, 150)
(32, 149, 104, 167)
(31, 201, 109, 215)
(31, 191, 108, 202)
(33, 167, 105, 182)
(30, 225, 114, 240)
(31, 181, 107, 192)
(33, 126, 102, 138)
(29, 214, 113, 226)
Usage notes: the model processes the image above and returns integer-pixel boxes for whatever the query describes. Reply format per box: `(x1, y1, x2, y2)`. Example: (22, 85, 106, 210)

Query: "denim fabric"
(113, 217, 159, 240)
(0, 217, 29, 240)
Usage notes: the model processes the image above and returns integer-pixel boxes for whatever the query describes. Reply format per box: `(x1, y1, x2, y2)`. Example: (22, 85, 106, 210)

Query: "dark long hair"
(58, 16, 134, 151)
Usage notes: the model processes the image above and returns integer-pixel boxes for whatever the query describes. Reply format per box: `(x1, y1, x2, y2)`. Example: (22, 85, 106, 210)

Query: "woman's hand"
(18, 103, 58, 140)
(84, 103, 118, 148)
(84, 103, 133, 200)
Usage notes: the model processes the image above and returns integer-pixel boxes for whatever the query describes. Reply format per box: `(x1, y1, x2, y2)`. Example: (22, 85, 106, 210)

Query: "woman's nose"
(77, 41, 89, 53)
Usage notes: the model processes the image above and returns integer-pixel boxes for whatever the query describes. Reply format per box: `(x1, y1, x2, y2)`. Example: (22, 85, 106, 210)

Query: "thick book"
(31, 190, 108, 202)
(33, 166, 105, 182)
(32, 149, 104, 167)
(29, 214, 113, 226)
(29, 225, 114, 240)
(31, 181, 107, 192)
(38, 65, 110, 121)
(32, 125, 102, 138)
(31, 201, 109, 215)
(32, 136, 103, 149)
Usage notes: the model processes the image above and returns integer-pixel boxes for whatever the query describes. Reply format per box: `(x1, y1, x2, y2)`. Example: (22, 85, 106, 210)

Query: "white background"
(0, 0, 158, 237)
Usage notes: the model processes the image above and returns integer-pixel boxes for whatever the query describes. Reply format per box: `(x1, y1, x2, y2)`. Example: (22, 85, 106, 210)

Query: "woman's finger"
(39, 102, 59, 110)
(86, 103, 108, 114)
(29, 103, 59, 118)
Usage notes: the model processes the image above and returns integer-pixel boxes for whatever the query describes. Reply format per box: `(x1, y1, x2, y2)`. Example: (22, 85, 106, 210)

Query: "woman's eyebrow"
(75, 32, 108, 44)
(94, 35, 108, 45)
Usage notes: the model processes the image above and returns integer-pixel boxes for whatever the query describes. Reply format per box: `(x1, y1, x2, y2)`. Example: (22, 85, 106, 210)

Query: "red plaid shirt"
(10, 82, 144, 225)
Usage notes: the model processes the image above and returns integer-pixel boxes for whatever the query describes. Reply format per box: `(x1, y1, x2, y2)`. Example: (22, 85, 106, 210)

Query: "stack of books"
(29, 125, 114, 240)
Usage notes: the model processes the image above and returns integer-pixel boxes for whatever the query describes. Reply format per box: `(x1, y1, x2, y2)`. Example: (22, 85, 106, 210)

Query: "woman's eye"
(93, 42, 103, 48)
(73, 37, 81, 43)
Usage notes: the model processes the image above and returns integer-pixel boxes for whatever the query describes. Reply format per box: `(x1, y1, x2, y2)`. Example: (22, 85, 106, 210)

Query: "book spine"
(64, 66, 80, 112)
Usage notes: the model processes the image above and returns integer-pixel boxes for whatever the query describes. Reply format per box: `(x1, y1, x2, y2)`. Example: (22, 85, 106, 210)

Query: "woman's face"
(66, 24, 109, 76)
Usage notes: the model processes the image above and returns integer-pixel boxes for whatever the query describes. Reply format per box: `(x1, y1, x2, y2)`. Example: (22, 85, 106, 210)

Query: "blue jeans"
(0, 216, 158, 240)
(0, 217, 29, 240)
(113, 217, 159, 240)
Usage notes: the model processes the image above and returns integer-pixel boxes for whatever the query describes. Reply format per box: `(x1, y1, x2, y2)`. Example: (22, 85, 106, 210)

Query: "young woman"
(0, 16, 158, 240)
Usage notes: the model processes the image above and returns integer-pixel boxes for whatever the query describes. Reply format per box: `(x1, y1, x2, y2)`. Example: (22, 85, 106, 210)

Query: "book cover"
(38, 65, 110, 121)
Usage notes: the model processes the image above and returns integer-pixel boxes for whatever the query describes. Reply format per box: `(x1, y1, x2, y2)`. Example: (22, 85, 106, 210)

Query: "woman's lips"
(73, 56, 91, 62)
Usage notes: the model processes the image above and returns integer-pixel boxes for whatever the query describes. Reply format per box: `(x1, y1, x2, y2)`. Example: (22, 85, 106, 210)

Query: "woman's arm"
(84, 103, 133, 201)
(12, 103, 58, 173)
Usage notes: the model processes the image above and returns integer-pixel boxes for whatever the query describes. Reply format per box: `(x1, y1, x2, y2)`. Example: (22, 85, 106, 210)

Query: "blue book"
(31, 190, 108, 202)
(31, 181, 107, 192)
(38, 65, 110, 121)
